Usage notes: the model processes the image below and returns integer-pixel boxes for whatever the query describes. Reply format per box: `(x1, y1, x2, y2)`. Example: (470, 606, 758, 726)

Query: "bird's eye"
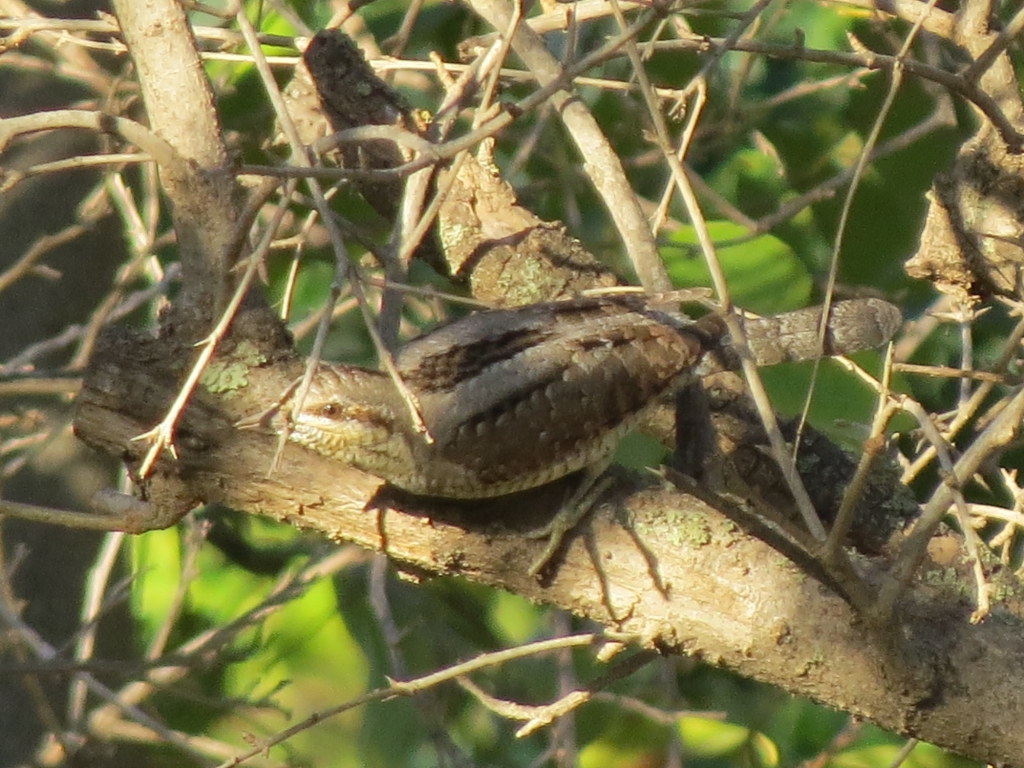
(321, 403, 341, 418)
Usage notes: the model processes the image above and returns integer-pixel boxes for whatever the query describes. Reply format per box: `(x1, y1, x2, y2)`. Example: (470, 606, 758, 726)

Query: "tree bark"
(73, 305, 1024, 766)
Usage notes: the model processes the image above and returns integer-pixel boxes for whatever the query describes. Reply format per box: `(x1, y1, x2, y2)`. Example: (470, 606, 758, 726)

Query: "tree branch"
(71, 311, 1024, 766)
(112, 0, 241, 316)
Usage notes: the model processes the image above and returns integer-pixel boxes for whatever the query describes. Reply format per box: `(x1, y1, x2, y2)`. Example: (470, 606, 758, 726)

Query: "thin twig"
(217, 633, 614, 768)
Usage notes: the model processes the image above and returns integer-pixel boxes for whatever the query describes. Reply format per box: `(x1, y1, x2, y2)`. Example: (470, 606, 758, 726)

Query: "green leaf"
(678, 716, 750, 756)
(833, 740, 976, 768)
(664, 220, 813, 314)
(678, 717, 780, 766)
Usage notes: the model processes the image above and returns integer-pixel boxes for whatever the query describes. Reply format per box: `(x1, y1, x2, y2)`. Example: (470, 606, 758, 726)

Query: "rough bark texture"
(73, 305, 1024, 764)
(905, 7, 1024, 300)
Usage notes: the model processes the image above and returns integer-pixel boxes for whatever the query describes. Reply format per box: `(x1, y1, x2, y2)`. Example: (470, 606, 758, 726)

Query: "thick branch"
(468, 0, 670, 292)
(113, 0, 240, 315)
(72, 315, 1024, 766)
